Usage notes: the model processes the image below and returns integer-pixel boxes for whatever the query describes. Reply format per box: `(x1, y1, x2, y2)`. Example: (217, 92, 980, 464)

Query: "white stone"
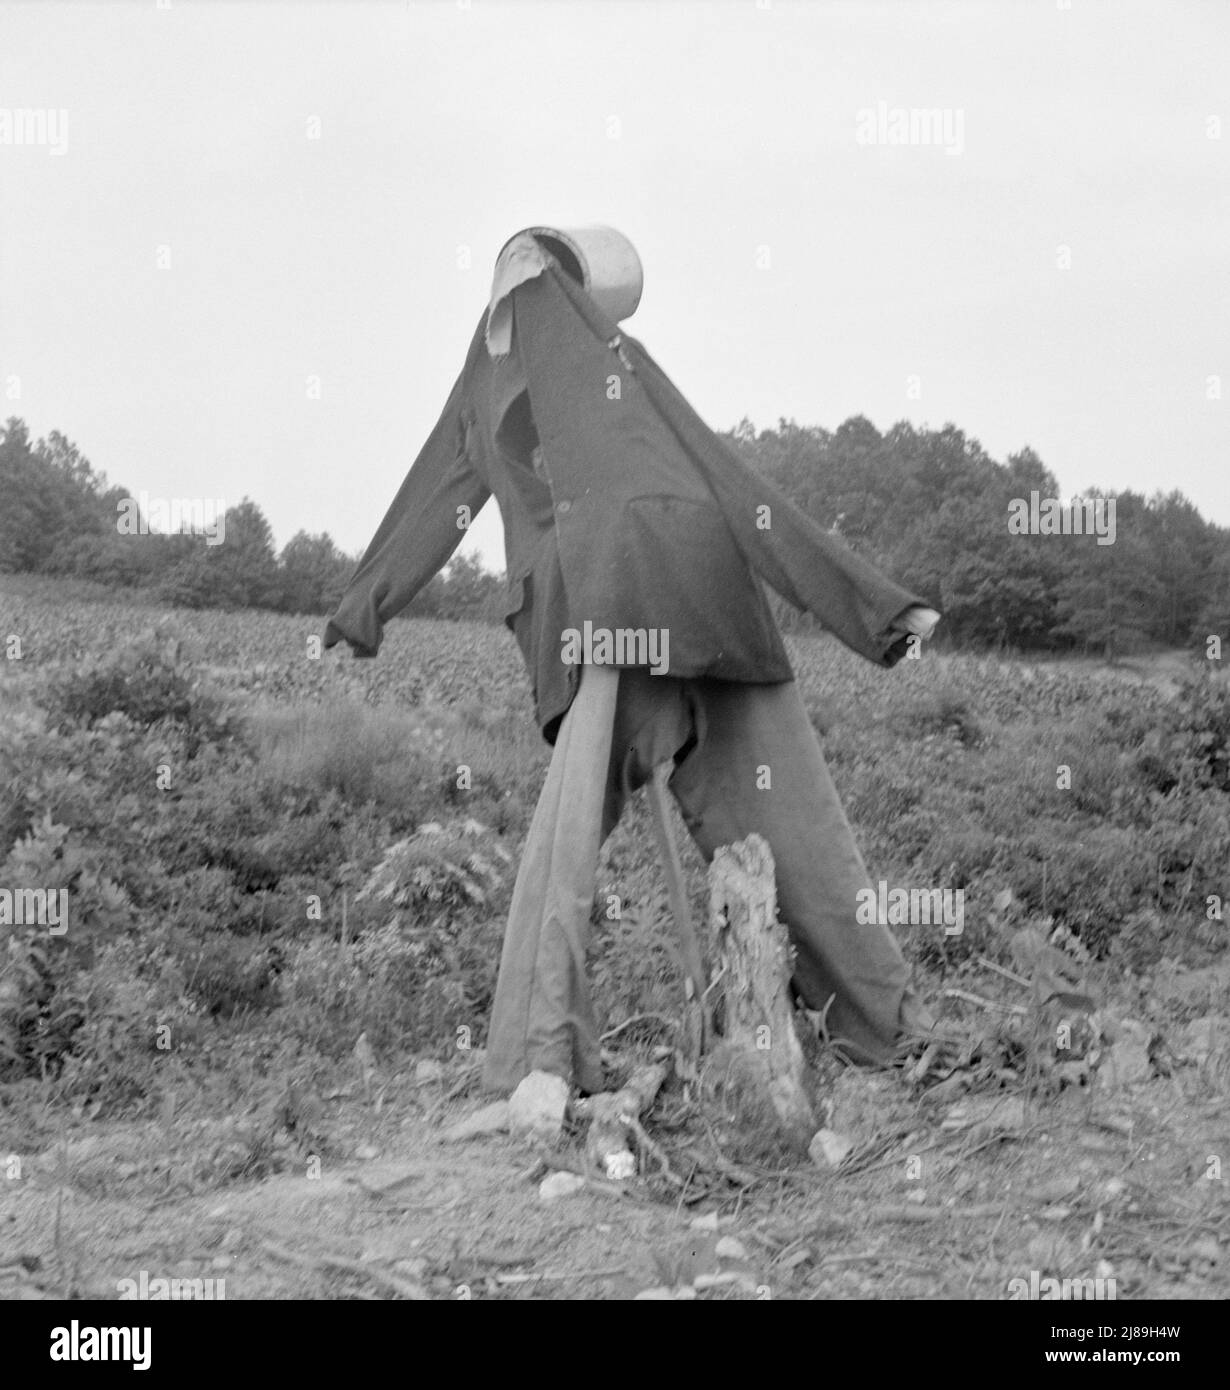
(603, 1150, 636, 1181)
(1182, 1017, 1219, 1064)
(538, 1171, 586, 1203)
(508, 1070, 569, 1144)
(715, 1236, 749, 1262)
(809, 1127, 855, 1168)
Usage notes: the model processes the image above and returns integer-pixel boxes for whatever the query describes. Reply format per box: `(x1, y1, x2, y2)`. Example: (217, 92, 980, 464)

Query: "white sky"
(2, 0, 1227, 571)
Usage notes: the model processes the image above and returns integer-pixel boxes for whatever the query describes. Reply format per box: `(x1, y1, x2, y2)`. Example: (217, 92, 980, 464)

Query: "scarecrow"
(325, 226, 941, 1098)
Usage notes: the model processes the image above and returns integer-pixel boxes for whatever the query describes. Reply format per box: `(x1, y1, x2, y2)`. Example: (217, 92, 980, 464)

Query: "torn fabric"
(486, 232, 550, 358)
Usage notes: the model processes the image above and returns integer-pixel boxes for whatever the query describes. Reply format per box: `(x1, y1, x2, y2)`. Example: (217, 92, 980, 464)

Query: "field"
(1, 573, 1227, 1301)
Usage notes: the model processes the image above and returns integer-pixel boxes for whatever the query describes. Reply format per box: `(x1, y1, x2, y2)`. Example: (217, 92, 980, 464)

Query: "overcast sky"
(2, 0, 1226, 570)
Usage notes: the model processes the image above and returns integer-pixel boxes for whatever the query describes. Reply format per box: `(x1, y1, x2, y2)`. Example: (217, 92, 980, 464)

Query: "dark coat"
(324, 261, 935, 740)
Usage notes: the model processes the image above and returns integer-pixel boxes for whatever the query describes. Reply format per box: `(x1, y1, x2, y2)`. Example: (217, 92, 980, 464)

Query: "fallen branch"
(869, 1202, 1007, 1223)
(575, 1059, 671, 1178)
(941, 988, 1028, 1016)
(976, 955, 1031, 988)
(600, 1013, 677, 1043)
(259, 1236, 427, 1300)
(494, 1267, 627, 1286)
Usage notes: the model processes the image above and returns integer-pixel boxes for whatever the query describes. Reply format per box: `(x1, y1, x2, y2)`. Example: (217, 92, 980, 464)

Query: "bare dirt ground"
(4, 958, 1228, 1303)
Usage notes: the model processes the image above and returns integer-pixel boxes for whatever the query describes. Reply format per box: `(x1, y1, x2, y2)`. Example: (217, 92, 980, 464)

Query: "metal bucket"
(498, 224, 643, 323)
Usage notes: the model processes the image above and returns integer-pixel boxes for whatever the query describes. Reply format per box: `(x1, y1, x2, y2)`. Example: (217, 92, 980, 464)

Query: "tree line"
(3, 412, 1227, 656)
(0, 417, 503, 623)
(729, 415, 1230, 658)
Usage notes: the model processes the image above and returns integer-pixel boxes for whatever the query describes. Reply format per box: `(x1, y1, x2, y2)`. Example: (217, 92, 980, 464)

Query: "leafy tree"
(1142, 490, 1217, 645)
(1192, 543, 1230, 656)
(896, 492, 1059, 649)
(157, 499, 279, 609)
(1052, 504, 1164, 660)
(278, 531, 352, 615)
(0, 418, 46, 572)
(437, 552, 502, 622)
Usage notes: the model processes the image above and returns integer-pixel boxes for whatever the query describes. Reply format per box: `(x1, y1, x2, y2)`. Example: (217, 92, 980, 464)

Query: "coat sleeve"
(323, 366, 492, 657)
(625, 338, 936, 667)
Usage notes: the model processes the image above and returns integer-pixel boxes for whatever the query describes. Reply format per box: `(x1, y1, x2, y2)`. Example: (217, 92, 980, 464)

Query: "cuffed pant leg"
(482, 665, 620, 1096)
(668, 678, 911, 1063)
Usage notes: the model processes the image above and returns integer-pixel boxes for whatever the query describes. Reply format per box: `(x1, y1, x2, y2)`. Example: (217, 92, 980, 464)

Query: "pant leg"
(482, 664, 620, 1096)
(668, 677, 912, 1063)
(482, 668, 694, 1095)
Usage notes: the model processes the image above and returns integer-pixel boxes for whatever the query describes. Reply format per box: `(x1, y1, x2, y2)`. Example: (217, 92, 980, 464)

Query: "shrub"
(280, 818, 513, 1057)
(0, 810, 131, 1079)
(42, 628, 233, 756)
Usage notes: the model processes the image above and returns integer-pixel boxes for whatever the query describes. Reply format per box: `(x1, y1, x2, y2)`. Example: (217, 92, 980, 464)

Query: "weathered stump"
(702, 834, 815, 1157)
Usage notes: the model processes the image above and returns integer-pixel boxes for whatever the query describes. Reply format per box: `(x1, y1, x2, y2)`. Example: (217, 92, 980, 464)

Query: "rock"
(603, 1150, 636, 1181)
(1181, 1017, 1220, 1064)
(715, 1236, 749, 1262)
(354, 1031, 377, 1072)
(394, 1257, 429, 1279)
(940, 1094, 1026, 1137)
(414, 1059, 447, 1084)
(689, 1212, 721, 1232)
(354, 1143, 379, 1160)
(1103, 1021, 1152, 1090)
(441, 1100, 509, 1142)
(538, 1171, 586, 1203)
(507, 1070, 568, 1145)
(922, 1073, 969, 1106)
(694, 1270, 758, 1292)
(1027, 1174, 1081, 1204)
(809, 1128, 855, 1169)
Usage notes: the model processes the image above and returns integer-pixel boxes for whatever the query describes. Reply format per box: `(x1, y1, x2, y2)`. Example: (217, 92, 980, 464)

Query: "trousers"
(482, 664, 917, 1096)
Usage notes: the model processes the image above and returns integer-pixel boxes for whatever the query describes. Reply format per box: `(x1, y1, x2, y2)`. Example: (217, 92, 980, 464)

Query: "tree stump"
(702, 834, 815, 1157)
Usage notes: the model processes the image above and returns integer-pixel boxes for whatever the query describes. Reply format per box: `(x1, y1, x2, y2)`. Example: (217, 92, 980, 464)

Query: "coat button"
(557, 499, 572, 514)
